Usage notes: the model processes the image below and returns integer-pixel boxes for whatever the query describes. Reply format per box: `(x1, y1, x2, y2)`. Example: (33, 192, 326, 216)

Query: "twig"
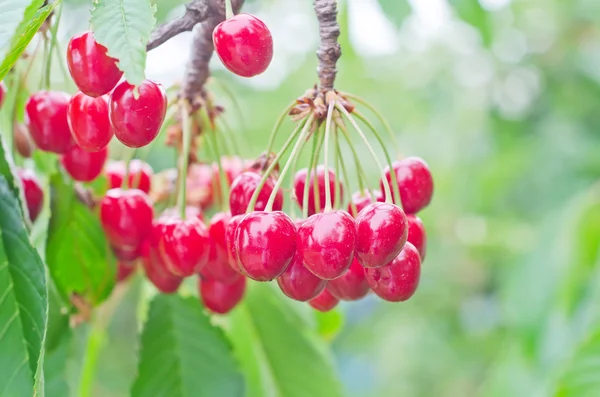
(314, 0, 341, 92)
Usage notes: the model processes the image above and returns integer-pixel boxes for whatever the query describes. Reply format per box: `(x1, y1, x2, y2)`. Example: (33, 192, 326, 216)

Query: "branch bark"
(314, 0, 341, 92)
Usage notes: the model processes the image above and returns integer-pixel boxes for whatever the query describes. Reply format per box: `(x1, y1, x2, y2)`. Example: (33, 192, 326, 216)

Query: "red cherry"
(365, 242, 421, 302)
(347, 190, 384, 217)
(213, 13, 273, 78)
(186, 163, 215, 209)
(0, 81, 6, 108)
(355, 202, 408, 268)
(25, 91, 73, 154)
(309, 288, 339, 312)
(235, 211, 296, 281)
(142, 243, 183, 294)
(381, 157, 433, 214)
(159, 215, 210, 277)
(66, 31, 123, 97)
(105, 161, 125, 189)
(67, 92, 113, 152)
(61, 144, 108, 182)
(127, 159, 153, 193)
(225, 214, 245, 274)
(100, 188, 154, 252)
(229, 171, 283, 216)
(200, 212, 239, 283)
(277, 250, 327, 301)
(327, 258, 369, 301)
(199, 274, 246, 314)
(406, 214, 427, 260)
(17, 169, 43, 222)
(109, 80, 167, 148)
(117, 261, 136, 282)
(297, 210, 356, 280)
(294, 166, 343, 216)
(112, 245, 142, 262)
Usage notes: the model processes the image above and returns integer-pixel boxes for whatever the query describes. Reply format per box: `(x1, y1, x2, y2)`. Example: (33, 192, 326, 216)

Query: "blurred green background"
(35, 0, 600, 396)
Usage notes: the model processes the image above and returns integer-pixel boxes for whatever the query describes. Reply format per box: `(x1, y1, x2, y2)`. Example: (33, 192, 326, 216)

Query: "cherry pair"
(105, 160, 153, 193)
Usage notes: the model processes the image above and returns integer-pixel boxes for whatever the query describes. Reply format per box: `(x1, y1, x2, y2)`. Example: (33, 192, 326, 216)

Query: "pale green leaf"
(90, 0, 156, 86)
(555, 328, 600, 397)
(131, 294, 244, 397)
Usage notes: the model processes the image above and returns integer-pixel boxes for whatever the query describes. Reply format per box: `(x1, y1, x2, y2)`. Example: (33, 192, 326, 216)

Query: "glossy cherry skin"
(406, 214, 427, 260)
(25, 91, 74, 154)
(61, 144, 108, 182)
(117, 261, 136, 282)
(355, 202, 408, 268)
(99, 188, 154, 251)
(277, 250, 327, 301)
(159, 216, 210, 277)
(381, 157, 433, 214)
(297, 211, 357, 280)
(309, 288, 339, 312)
(229, 171, 283, 216)
(225, 214, 245, 274)
(234, 211, 296, 281)
(294, 166, 343, 216)
(67, 92, 113, 152)
(347, 190, 384, 217)
(199, 274, 246, 314)
(327, 258, 369, 301)
(365, 242, 421, 302)
(0, 82, 6, 109)
(200, 212, 239, 283)
(109, 80, 167, 148)
(142, 242, 183, 294)
(17, 169, 43, 222)
(66, 31, 123, 97)
(213, 13, 273, 78)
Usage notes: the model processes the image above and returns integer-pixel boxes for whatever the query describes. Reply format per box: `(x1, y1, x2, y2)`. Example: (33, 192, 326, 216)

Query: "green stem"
(303, 125, 326, 219)
(44, 4, 62, 90)
(225, 0, 234, 19)
(322, 102, 335, 212)
(335, 102, 393, 205)
(210, 77, 247, 133)
(332, 126, 341, 210)
(352, 110, 402, 207)
(178, 102, 192, 219)
(217, 118, 240, 157)
(246, 117, 308, 213)
(265, 101, 296, 156)
(335, 120, 368, 193)
(337, 143, 356, 216)
(201, 108, 230, 211)
(266, 115, 314, 211)
(40, 37, 49, 89)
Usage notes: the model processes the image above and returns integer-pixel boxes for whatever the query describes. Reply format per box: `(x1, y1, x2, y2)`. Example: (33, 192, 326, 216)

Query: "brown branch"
(314, 0, 341, 92)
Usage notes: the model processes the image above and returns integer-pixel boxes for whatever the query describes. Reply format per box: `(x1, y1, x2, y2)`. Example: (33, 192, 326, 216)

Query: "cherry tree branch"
(314, 0, 341, 92)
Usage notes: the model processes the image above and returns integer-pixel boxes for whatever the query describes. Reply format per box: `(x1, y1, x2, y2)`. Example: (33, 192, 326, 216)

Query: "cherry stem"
(335, 119, 368, 194)
(178, 102, 192, 219)
(332, 125, 341, 210)
(266, 115, 314, 212)
(40, 37, 49, 89)
(121, 149, 136, 190)
(225, 0, 234, 19)
(302, 125, 323, 220)
(352, 110, 402, 207)
(210, 77, 247, 133)
(265, 101, 296, 157)
(335, 101, 393, 205)
(44, 4, 62, 90)
(322, 101, 335, 212)
(336, 142, 357, 215)
(246, 117, 309, 213)
(217, 118, 241, 158)
(201, 107, 230, 211)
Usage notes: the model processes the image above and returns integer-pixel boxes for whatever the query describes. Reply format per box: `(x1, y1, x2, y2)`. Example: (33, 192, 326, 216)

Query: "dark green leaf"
(555, 328, 600, 397)
(90, 0, 156, 86)
(46, 172, 115, 306)
(228, 284, 343, 397)
(376, 0, 412, 28)
(0, 175, 47, 396)
(132, 294, 244, 397)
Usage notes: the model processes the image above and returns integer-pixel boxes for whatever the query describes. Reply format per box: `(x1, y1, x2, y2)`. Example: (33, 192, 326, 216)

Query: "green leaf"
(91, 0, 156, 86)
(315, 309, 344, 341)
(46, 173, 115, 306)
(0, 0, 42, 54)
(228, 284, 343, 397)
(376, 0, 412, 28)
(132, 294, 244, 397)
(0, 175, 47, 396)
(555, 328, 600, 397)
(44, 332, 70, 397)
(0, 1, 59, 81)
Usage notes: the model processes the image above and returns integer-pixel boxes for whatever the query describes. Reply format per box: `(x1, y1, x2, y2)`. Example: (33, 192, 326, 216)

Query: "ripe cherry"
(406, 214, 427, 260)
(100, 188, 154, 252)
(229, 171, 283, 216)
(277, 251, 327, 301)
(381, 157, 433, 214)
(355, 202, 408, 268)
(66, 31, 123, 97)
(309, 288, 339, 312)
(127, 159, 153, 193)
(142, 243, 183, 294)
(294, 166, 343, 216)
(112, 245, 142, 262)
(235, 211, 296, 281)
(159, 215, 210, 277)
(347, 190, 384, 217)
(199, 274, 246, 314)
(0, 82, 6, 108)
(297, 210, 356, 280)
(186, 163, 215, 209)
(25, 91, 73, 154)
(61, 144, 108, 182)
(109, 80, 167, 148)
(105, 161, 125, 189)
(17, 169, 43, 222)
(67, 92, 112, 152)
(225, 214, 245, 274)
(213, 13, 273, 78)
(327, 258, 369, 301)
(200, 212, 239, 283)
(365, 242, 421, 302)
(117, 261, 136, 282)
